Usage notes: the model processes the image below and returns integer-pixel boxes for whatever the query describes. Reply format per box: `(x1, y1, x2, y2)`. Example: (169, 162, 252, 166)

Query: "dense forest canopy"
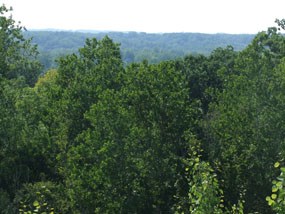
(1, 4, 285, 213)
(23, 31, 255, 70)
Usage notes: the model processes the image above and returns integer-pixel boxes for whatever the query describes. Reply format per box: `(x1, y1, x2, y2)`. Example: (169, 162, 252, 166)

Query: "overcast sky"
(2, 0, 284, 34)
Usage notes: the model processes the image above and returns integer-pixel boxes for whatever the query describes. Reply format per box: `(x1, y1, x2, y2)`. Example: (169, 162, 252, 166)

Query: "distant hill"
(24, 31, 255, 70)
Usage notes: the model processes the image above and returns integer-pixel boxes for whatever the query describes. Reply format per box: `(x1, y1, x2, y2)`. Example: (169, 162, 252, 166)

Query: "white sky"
(2, 0, 285, 34)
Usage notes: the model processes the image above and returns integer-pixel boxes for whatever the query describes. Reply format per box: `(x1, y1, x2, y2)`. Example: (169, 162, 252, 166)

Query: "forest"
(1, 4, 285, 214)
(23, 30, 254, 70)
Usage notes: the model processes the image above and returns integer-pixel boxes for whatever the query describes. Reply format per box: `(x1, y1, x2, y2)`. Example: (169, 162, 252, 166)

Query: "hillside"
(24, 31, 255, 70)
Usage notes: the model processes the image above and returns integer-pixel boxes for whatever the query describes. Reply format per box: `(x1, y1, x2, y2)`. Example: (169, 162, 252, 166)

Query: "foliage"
(204, 27, 285, 213)
(276, 19, 285, 31)
(186, 139, 222, 213)
(15, 181, 70, 213)
(0, 188, 11, 212)
(0, 4, 42, 85)
(267, 162, 285, 213)
(2, 5, 285, 213)
(173, 133, 223, 214)
(0, 78, 28, 202)
(63, 60, 200, 212)
(54, 36, 124, 148)
(23, 30, 254, 70)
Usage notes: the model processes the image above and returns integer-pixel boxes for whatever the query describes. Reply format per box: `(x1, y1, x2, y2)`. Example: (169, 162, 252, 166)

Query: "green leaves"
(61, 58, 201, 212)
(275, 162, 280, 168)
(184, 136, 223, 213)
(0, 4, 42, 85)
(16, 182, 69, 213)
(276, 19, 285, 30)
(1, 6, 284, 213)
(33, 200, 39, 208)
(204, 28, 285, 213)
(267, 162, 285, 212)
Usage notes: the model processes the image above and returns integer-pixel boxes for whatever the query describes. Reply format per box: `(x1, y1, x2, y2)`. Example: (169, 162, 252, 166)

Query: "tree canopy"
(1, 4, 285, 213)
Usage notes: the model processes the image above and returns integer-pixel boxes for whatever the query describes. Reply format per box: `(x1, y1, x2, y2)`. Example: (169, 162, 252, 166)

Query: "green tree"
(63, 60, 201, 212)
(181, 46, 237, 114)
(0, 78, 28, 211)
(0, 4, 42, 86)
(205, 27, 285, 213)
(55, 36, 124, 146)
(0, 5, 44, 211)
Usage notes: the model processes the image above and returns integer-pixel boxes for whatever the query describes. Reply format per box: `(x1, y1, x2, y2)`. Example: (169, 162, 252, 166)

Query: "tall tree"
(0, 4, 42, 86)
(0, 5, 43, 211)
(205, 27, 285, 213)
(63, 60, 201, 212)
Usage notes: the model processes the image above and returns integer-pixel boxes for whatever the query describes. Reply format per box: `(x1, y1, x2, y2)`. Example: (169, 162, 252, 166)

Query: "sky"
(1, 0, 285, 34)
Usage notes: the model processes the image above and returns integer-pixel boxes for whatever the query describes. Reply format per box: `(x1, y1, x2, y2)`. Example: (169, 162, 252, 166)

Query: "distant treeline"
(24, 31, 255, 70)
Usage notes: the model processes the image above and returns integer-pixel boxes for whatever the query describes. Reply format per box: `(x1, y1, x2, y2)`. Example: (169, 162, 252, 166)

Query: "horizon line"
(25, 28, 258, 35)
